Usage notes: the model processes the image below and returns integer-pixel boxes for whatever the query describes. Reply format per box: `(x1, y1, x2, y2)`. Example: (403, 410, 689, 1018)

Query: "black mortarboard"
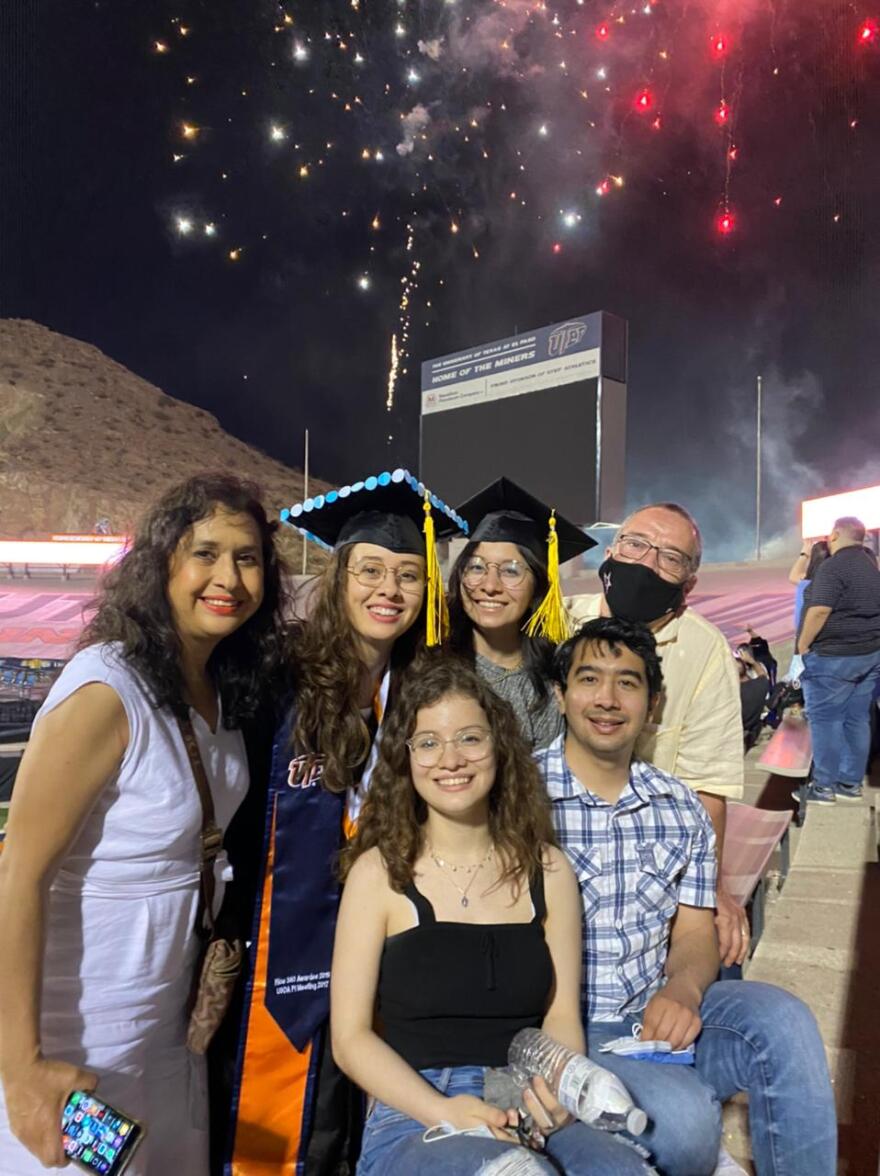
(281, 469, 468, 645)
(280, 469, 467, 554)
(448, 476, 596, 564)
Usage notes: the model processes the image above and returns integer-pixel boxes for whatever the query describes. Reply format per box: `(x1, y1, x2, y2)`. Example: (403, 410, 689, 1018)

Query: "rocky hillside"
(0, 320, 327, 567)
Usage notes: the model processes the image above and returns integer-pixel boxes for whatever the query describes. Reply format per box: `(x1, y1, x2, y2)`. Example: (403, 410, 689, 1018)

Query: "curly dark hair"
(77, 472, 288, 727)
(291, 544, 427, 794)
(552, 616, 664, 698)
(341, 652, 557, 892)
(446, 540, 556, 705)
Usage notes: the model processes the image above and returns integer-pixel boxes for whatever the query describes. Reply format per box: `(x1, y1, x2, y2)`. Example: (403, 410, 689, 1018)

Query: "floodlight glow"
(0, 538, 129, 566)
(801, 484, 880, 537)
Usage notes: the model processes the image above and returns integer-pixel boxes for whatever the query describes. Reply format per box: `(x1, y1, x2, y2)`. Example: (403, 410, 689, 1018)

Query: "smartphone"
(62, 1090, 144, 1176)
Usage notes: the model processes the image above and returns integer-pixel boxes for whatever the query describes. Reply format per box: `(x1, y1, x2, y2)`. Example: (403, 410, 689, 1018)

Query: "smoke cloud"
(396, 104, 431, 156)
(418, 38, 444, 63)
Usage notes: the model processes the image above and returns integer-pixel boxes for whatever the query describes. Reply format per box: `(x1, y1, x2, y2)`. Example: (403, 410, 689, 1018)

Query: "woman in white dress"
(0, 473, 286, 1174)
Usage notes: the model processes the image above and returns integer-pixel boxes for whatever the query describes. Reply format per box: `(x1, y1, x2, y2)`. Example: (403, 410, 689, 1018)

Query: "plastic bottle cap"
(627, 1108, 648, 1135)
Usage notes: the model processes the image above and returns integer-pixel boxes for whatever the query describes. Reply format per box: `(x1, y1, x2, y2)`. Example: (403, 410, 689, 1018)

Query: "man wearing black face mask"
(566, 503, 748, 969)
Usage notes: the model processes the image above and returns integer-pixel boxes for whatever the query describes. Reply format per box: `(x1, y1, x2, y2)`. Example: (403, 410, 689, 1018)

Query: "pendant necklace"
(428, 844, 494, 908)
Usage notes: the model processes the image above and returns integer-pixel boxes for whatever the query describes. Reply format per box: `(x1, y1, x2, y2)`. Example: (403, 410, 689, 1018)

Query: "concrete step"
(722, 783, 879, 1174)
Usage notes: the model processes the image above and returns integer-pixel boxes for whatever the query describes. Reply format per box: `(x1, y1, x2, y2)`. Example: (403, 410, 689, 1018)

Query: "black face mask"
(598, 556, 686, 624)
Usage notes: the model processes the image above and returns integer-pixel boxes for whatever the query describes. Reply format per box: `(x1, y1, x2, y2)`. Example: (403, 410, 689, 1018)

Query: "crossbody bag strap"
(177, 715, 223, 938)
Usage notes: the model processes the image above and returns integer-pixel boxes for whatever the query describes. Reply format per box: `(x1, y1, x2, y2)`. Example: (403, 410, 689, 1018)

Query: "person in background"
(736, 651, 770, 750)
(0, 474, 285, 1175)
(538, 617, 837, 1176)
(782, 541, 831, 687)
(797, 515, 880, 804)
(788, 541, 831, 631)
(332, 654, 652, 1175)
(222, 471, 466, 1176)
(736, 643, 768, 681)
(445, 477, 594, 749)
(740, 625, 776, 686)
(565, 503, 749, 970)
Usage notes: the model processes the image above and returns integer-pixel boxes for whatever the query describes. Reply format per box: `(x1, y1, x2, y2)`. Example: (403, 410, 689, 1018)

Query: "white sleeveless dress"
(0, 643, 249, 1174)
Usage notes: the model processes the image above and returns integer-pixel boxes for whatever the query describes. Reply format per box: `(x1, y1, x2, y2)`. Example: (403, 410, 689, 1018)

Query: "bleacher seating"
(722, 802, 793, 955)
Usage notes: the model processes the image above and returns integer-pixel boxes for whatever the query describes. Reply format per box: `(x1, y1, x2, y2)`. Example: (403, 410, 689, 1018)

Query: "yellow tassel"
(523, 511, 571, 644)
(423, 494, 448, 647)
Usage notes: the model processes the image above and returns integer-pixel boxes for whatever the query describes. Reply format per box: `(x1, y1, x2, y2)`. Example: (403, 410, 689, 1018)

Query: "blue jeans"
(587, 981, 836, 1176)
(356, 1064, 655, 1174)
(801, 648, 880, 788)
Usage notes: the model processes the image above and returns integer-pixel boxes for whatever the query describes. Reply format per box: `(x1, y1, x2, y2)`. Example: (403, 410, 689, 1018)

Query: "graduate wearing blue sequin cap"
(224, 469, 466, 1176)
(281, 468, 466, 647)
(284, 468, 433, 550)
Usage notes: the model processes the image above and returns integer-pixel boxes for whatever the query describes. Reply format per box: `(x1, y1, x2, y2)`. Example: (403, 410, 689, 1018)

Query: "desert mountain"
(0, 319, 328, 566)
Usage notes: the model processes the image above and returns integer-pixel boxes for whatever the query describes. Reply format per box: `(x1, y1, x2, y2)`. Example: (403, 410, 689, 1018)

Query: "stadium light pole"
(755, 374, 763, 561)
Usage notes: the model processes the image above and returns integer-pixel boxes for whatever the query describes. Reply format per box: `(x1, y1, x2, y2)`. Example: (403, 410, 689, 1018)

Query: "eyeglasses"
(406, 727, 493, 768)
(347, 561, 426, 595)
(615, 534, 692, 576)
(461, 558, 529, 589)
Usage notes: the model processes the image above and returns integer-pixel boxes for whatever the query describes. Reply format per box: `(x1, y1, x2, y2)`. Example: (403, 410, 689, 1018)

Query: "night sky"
(2, 0, 879, 560)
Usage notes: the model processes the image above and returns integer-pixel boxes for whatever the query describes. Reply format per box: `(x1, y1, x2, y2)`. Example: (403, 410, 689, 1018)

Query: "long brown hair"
(341, 652, 557, 891)
(446, 539, 556, 706)
(292, 543, 426, 793)
(78, 472, 287, 726)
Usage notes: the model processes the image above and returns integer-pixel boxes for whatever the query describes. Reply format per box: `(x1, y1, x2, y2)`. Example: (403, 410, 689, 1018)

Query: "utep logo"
(288, 753, 325, 789)
(548, 321, 587, 358)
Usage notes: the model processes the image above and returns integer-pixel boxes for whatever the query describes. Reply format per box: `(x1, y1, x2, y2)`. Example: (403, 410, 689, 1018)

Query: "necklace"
(428, 844, 494, 908)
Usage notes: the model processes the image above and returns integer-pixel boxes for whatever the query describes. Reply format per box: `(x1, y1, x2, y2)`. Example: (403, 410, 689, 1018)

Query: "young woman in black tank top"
(331, 656, 652, 1175)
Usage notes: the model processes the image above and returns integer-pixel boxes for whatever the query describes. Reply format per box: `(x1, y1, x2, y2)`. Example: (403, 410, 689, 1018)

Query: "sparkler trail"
(386, 222, 420, 424)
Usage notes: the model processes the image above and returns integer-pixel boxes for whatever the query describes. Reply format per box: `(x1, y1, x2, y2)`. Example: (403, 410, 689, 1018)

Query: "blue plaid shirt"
(535, 735, 717, 1022)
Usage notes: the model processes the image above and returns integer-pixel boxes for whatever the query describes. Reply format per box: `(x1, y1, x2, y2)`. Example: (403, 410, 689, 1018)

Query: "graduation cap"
(280, 469, 468, 645)
(447, 476, 596, 644)
(450, 476, 595, 565)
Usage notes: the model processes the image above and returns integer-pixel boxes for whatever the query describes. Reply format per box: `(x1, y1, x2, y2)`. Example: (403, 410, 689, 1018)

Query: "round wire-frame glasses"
(461, 558, 529, 589)
(406, 727, 494, 767)
(346, 561, 426, 595)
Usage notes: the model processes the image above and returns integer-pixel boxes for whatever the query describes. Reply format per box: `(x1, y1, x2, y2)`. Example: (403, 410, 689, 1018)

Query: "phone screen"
(62, 1090, 143, 1176)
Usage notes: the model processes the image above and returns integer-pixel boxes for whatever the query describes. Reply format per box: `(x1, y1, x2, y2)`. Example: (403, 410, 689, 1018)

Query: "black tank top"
(377, 870, 554, 1069)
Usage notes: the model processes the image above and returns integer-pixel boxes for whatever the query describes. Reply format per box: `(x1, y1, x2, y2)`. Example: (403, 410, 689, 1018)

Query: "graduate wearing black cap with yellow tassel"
(219, 469, 465, 1176)
(444, 477, 595, 750)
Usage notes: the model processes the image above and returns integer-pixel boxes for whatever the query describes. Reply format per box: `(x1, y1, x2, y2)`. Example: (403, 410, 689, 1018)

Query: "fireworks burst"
(153, 0, 879, 426)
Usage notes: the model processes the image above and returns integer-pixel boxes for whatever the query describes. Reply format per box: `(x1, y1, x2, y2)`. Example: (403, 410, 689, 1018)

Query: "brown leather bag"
(177, 716, 244, 1056)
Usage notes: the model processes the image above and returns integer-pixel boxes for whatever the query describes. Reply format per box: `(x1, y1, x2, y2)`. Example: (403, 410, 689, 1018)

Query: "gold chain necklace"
(428, 844, 494, 908)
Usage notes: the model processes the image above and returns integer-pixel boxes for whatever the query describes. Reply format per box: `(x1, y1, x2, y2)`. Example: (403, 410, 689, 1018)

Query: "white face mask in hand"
(786, 653, 805, 684)
(422, 1127, 548, 1174)
(423, 1122, 499, 1142)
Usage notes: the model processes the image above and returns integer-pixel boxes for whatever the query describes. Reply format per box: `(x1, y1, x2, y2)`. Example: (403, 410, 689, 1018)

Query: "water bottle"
(508, 1028, 648, 1135)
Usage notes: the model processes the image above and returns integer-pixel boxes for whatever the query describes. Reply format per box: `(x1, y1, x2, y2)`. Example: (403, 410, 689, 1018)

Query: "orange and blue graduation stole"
(225, 674, 389, 1175)
(225, 711, 342, 1175)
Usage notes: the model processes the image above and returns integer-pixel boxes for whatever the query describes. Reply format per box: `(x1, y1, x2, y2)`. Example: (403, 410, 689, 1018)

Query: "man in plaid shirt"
(535, 617, 836, 1176)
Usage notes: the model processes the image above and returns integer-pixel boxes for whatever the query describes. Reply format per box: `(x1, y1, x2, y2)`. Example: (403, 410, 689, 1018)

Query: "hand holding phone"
(2, 1057, 97, 1168)
(62, 1091, 144, 1176)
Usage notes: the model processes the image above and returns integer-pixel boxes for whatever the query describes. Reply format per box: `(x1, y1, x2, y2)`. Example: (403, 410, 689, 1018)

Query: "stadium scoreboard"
(419, 311, 627, 528)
